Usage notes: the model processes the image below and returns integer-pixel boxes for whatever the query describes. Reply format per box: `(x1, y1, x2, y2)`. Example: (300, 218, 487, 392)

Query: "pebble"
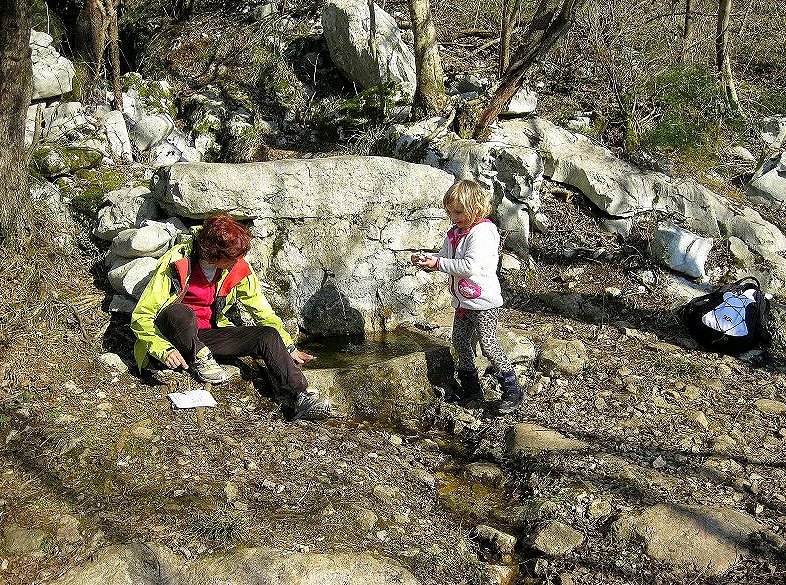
(652, 456, 667, 469)
(389, 435, 403, 446)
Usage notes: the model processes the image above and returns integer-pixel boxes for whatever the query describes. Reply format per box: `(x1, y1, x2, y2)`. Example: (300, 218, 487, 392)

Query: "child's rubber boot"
(453, 368, 484, 406)
(498, 370, 523, 413)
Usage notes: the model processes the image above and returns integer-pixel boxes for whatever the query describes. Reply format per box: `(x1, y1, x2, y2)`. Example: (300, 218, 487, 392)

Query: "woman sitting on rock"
(130, 214, 334, 420)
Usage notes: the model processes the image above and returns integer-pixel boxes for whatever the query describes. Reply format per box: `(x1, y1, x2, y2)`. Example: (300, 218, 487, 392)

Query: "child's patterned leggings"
(452, 308, 513, 373)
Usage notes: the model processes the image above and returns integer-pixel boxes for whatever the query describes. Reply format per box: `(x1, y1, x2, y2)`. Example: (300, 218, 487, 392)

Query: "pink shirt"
(182, 264, 218, 329)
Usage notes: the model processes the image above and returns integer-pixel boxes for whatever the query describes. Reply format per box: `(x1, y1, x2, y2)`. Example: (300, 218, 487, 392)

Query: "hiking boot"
(193, 347, 230, 384)
(498, 370, 523, 414)
(451, 368, 484, 406)
(291, 392, 336, 421)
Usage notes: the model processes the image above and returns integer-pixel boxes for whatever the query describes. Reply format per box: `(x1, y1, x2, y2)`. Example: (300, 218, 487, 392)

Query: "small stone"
(353, 508, 378, 531)
(690, 411, 709, 430)
(604, 287, 622, 297)
(653, 456, 667, 469)
(389, 434, 403, 446)
(96, 402, 113, 411)
(755, 399, 786, 416)
(373, 484, 398, 505)
(224, 481, 239, 502)
(97, 352, 129, 373)
(533, 520, 585, 556)
(288, 449, 304, 460)
(131, 426, 154, 440)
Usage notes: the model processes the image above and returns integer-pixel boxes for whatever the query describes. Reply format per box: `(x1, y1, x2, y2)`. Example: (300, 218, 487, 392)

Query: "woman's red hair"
(196, 214, 251, 262)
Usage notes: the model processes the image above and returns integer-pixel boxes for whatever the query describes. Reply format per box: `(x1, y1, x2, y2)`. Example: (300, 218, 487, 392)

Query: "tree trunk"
(716, 0, 740, 113)
(409, 0, 448, 118)
(75, 0, 108, 104)
(474, 0, 579, 140)
(0, 0, 32, 250)
(499, 0, 521, 76)
(106, 0, 123, 110)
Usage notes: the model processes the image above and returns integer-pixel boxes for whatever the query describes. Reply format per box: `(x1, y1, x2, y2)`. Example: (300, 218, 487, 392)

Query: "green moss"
(760, 88, 786, 116)
(61, 61, 88, 103)
(31, 145, 103, 178)
(70, 168, 129, 218)
(121, 73, 176, 118)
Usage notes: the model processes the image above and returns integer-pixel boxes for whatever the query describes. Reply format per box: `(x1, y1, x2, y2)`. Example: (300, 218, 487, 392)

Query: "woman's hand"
(290, 349, 316, 365)
(164, 349, 188, 370)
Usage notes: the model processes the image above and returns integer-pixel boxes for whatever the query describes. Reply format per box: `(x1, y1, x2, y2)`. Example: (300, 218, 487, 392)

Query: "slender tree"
(0, 0, 33, 250)
(682, 0, 694, 59)
(716, 0, 740, 113)
(474, 0, 580, 139)
(409, 0, 449, 117)
(499, 0, 522, 76)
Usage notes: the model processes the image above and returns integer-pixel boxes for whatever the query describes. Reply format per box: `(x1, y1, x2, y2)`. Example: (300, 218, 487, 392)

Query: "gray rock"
(496, 196, 530, 257)
(728, 236, 754, 266)
(539, 338, 587, 376)
(98, 110, 133, 161)
(748, 151, 786, 208)
(761, 116, 786, 149)
(47, 544, 182, 585)
(110, 223, 177, 259)
(504, 86, 537, 115)
(182, 549, 420, 585)
(612, 504, 763, 576)
(472, 524, 517, 561)
(651, 221, 713, 279)
(109, 295, 136, 315)
(729, 146, 756, 162)
(107, 256, 158, 298)
(302, 332, 453, 425)
(128, 114, 175, 152)
(30, 30, 75, 99)
(463, 462, 505, 486)
(506, 423, 587, 456)
(40, 102, 94, 143)
(532, 521, 585, 556)
(154, 157, 455, 334)
(95, 186, 157, 241)
(322, 0, 417, 101)
(97, 352, 129, 373)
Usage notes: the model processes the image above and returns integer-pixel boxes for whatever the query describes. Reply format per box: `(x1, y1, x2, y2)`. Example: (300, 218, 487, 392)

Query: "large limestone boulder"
(30, 30, 75, 99)
(496, 117, 786, 289)
(49, 544, 420, 585)
(48, 544, 181, 585)
(154, 157, 456, 334)
(322, 0, 417, 101)
(182, 549, 420, 585)
(612, 504, 763, 576)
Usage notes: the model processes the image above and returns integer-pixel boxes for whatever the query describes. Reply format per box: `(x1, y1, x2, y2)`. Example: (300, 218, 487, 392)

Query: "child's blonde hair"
(443, 179, 491, 224)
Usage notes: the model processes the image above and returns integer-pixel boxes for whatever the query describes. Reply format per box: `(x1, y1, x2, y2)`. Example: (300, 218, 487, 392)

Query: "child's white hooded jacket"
(435, 219, 503, 310)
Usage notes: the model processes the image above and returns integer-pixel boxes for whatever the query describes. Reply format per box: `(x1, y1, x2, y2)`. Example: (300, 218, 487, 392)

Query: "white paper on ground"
(167, 389, 217, 408)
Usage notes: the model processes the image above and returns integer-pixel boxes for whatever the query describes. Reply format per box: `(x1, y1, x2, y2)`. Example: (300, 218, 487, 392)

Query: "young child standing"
(412, 179, 523, 413)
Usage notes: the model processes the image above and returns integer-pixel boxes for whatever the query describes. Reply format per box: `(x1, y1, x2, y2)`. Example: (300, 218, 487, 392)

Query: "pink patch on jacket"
(458, 278, 482, 299)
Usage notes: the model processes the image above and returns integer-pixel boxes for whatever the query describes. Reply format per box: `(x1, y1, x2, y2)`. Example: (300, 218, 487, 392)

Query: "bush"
(641, 64, 724, 153)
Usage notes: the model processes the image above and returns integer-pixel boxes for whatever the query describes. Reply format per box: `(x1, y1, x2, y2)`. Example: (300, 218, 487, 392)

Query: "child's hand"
(412, 253, 439, 271)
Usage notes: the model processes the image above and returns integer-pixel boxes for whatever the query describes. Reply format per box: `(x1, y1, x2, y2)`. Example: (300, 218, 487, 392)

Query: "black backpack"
(681, 277, 771, 354)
